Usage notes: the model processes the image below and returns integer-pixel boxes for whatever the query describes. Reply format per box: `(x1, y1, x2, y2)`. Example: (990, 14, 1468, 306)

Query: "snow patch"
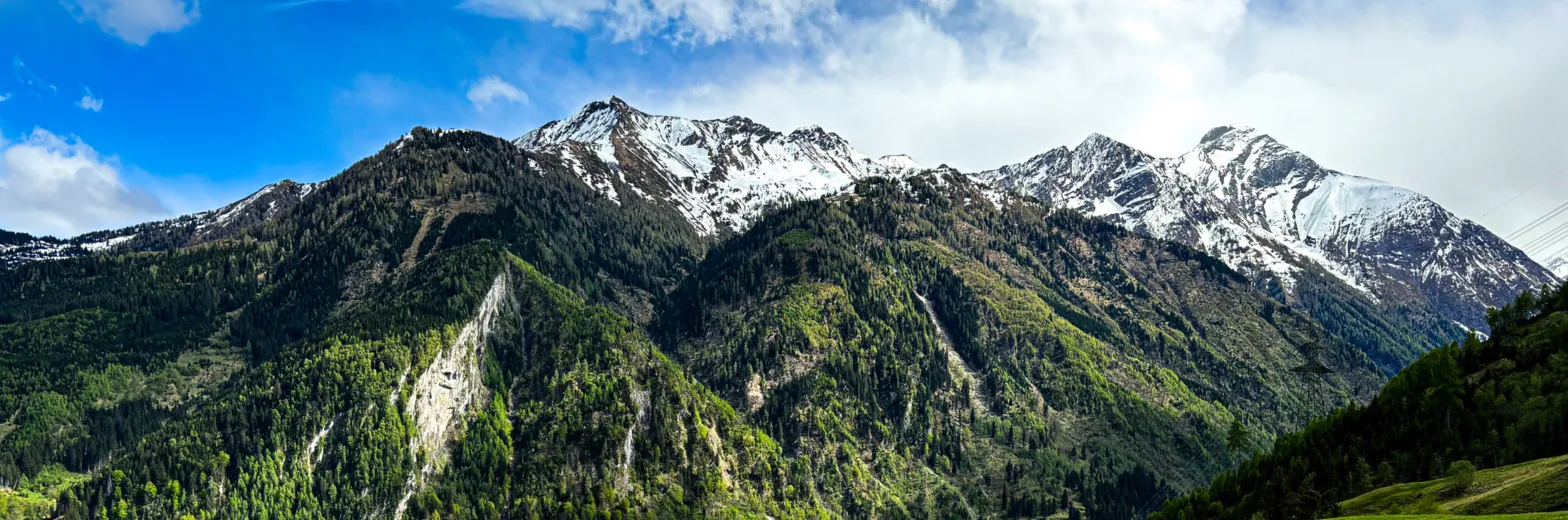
(1545, 255, 1568, 280)
(81, 234, 134, 252)
(1091, 197, 1126, 217)
(876, 154, 922, 172)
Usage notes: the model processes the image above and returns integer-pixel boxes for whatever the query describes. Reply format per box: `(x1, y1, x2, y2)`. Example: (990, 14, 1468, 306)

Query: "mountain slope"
(0, 241, 273, 482)
(1152, 281, 1568, 520)
(513, 98, 1548, 373)
(1335, 454, 1568, 517)
(978, 127, 1554, 367)
(1549, 255, 1568, 279)
(653, 170, 1383, 515)
(0, 180, 315, 268)
(1, 126, 712, 518)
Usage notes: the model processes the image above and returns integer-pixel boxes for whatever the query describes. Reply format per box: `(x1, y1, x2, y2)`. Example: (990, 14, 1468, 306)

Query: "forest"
(0, 126, 1555, 519)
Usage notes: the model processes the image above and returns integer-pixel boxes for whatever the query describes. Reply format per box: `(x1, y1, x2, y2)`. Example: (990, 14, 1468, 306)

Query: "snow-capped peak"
(516, 97, 633, 157)
(980, 125, 1557, 336)
(1197, 125, 1258, 145)
(515, 97, 914, 235)
(1546, 255, 1568, 279)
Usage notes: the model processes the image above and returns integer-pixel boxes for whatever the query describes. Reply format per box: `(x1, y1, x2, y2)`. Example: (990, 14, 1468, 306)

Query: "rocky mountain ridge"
(978, 126, 1557, 337)
(514, 96, 920, 235)
(0, 180, 316, 267)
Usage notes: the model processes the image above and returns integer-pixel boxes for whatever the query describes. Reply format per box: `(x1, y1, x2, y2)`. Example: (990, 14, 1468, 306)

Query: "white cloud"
(0, 93, 10, 103)
(461, 0, 836, 44)
(605, 0, 1568, 240)
(0, 128, 167, 237)
(64, 0, 200, 45)
(466, 76, 528, 109)
(77, 88, 104, 112)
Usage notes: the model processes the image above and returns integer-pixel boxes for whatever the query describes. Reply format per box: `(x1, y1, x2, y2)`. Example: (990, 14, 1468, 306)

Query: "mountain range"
(0, 98, 1561, 520)
(980, 126, 1556, 333)
(6, 99, 1554, 343)
(509, 99, 1557, 370)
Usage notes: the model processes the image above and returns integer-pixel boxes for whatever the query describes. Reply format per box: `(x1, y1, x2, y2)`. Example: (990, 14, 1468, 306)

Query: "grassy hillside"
(1153, 281, 1568, 520)
(1327, 514, 1568, 520)
(1335, 455, 1568, 517)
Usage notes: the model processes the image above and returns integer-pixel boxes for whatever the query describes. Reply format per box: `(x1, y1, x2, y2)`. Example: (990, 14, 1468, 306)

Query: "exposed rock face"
(395, 271, 512, 519)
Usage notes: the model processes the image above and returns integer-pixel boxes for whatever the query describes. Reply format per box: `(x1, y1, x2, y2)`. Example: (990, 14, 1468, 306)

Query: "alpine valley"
(0, 98, 1561, 520)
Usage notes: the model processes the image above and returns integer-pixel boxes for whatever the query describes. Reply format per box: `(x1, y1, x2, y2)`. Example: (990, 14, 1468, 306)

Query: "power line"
(1524, 217, 1568, 247)
(1480, 188, 1530, 218)
(1505, 201, 1568, 241)
(1523, 220, 1568, 254)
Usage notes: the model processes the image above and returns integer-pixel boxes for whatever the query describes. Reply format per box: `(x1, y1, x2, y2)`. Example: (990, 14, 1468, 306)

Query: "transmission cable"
(1522, 220, 1568, 254)
(1504, 201, 1568, 241)
(1479, 188, 1530, 218)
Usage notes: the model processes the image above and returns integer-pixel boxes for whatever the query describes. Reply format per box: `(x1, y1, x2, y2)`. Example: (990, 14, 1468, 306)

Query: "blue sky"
(3, 0, 1567, 254)
(0, 0, 746, 227)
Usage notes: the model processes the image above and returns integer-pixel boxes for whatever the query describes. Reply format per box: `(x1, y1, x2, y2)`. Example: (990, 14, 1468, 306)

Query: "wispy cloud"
(466, 76, 527, 109)
(12, 57, 58, 95)
(262, 0, 354, 12)
(461, 0, 836, 44)
(77, 88, 105, 112)
(0, 93, 10, 103)
(336, 73, 410, 111)
(62, 0, 200, 45)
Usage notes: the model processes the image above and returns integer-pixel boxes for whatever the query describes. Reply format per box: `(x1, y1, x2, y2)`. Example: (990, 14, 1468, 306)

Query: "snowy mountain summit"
(979, 126, 1556, 337)
(515, 97, 919, 235)
(1548, 256, 1568, 279)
